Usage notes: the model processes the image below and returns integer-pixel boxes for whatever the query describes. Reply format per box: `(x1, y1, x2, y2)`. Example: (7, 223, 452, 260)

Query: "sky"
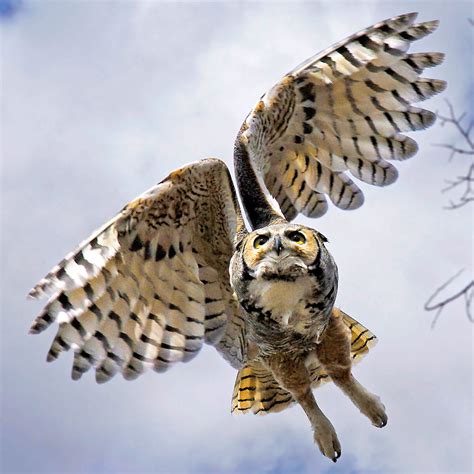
(1, 1, 473, 473)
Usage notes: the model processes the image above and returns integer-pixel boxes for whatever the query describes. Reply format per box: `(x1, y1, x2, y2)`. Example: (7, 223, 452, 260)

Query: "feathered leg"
(317, 314, 388, 428)
(265, 354, 341, 462)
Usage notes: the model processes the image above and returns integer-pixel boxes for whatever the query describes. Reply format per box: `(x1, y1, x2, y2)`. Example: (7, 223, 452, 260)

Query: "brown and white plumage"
(30, 159, 247, 381)
(231, 308, 377, 415)
(29, 12, 444, 461)
(236, 12, 445, 226)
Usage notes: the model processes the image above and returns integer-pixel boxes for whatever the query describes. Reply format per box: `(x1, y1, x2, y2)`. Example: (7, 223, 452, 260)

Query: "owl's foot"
(329, 372, 388, 428)
(358, 393, 387, 428)
(313, 418, 341, 462)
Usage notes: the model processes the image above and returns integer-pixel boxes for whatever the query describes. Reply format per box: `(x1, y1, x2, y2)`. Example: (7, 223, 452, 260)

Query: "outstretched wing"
(236, 12, 445, 223)
(29, 158, 248, 382)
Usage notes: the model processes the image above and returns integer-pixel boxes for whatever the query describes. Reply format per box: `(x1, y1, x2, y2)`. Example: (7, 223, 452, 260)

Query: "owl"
(29, 13, 444, 462)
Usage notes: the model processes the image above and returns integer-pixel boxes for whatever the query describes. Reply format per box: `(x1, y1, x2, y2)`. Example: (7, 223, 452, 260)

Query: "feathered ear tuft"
(314, 231, 328, 243)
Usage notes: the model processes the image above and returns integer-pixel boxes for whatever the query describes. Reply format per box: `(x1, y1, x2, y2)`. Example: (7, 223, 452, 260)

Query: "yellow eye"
(253, 235, 269, 249)
(288, 231, 306, 244)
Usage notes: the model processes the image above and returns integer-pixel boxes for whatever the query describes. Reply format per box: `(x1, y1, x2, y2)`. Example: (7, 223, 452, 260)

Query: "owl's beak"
(274, 236, 283, 255)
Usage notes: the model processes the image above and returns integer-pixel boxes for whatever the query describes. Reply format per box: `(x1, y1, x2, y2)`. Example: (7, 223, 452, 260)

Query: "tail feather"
(338, 308, 378, 361)
(231, 363, 294, 415)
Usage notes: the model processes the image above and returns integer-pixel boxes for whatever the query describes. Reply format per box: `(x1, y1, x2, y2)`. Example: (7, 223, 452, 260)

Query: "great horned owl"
(28, 13, 444, 461)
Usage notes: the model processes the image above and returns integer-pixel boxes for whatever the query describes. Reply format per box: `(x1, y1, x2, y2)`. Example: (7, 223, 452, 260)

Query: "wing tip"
(29, 319, 48, 335)
(344, 189, 364, 211)
(418, 19, 440, 33)
(403, 11, 418, 21)
(46, 350, 58, 363)
(432, 52, 445, 66)
(27, 289, 39, 300)
(376, 164, 399, 187)
(435, 79, 448, 93)
(394, 12, 418, 26)
(421, 109, 437, 129)
(28, 326, 39, 335)
(95, 370, 113, 384)
(398, 136, 418, 161)
(71, 370, 83, 381)
(28, 283, 47, 300)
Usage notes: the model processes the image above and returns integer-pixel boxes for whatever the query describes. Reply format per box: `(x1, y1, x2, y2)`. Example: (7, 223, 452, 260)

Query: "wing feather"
(30, 159, 248, 381)
(236, 13, 445, 222)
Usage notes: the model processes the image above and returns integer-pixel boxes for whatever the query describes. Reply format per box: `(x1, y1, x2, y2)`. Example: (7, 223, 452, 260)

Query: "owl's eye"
(253, 235, 269, 249)
(288, 231, 306, 244)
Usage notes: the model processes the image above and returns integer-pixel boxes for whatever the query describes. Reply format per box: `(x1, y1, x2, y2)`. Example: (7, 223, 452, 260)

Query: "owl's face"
(232, 223, 330, 283)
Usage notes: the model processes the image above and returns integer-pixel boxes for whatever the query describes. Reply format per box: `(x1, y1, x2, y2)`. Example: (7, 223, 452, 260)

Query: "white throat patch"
(248, 277, 313, 326)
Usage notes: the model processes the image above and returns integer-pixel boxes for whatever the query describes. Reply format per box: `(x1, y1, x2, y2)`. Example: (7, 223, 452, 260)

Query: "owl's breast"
(242, 276, 334, 355)
(248, 277, 313, 328)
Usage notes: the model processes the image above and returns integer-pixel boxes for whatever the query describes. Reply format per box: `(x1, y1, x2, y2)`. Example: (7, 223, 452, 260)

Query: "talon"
(313, 420, 341, 462)
(359, 395, 388, 428)
(372, 411, 388, 428)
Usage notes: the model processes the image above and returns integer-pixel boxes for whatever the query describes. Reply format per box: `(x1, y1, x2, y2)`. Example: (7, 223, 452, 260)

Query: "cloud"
(2, 1, 472, 473)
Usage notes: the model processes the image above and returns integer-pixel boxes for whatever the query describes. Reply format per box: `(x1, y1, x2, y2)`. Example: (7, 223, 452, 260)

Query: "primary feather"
(237, 12, 445, 223)
(29, 159, 247, 381)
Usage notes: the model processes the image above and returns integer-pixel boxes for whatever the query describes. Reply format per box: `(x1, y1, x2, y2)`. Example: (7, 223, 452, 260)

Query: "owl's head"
(230, 223, 336, 288)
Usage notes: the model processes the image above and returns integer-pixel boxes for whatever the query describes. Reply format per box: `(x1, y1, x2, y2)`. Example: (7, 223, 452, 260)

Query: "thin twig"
(434, 144, 474, 161)
(442, 163, 474, 209)
(435, 100, 474, 209)
(425, 270, 474, 328)
(437, 100, 474, 150)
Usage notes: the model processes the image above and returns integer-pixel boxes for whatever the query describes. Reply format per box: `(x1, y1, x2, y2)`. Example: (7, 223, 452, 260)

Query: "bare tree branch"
(435, 100, 474, 209)
(424, 16, 473, 325)
(442, 163, 474, 209)
(427, 98, 473, 325)
(437, 101, 474, 151)
(425, 270, 474, 328)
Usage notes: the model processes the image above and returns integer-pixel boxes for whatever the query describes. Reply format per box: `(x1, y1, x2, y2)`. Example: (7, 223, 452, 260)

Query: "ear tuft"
(315, 231, 328, 243)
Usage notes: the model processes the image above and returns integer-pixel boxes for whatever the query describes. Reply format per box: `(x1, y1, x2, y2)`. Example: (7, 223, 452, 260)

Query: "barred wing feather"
(239, 12, 445, 220)
(29, 159, 248, 382)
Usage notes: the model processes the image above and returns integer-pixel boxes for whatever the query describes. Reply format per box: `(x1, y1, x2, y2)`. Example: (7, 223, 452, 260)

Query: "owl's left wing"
(235, 12, 445, 226)
(29, 158, 248, 382)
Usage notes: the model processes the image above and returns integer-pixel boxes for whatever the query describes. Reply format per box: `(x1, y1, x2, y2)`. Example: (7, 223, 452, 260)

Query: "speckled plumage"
(29, 13, 444, 462)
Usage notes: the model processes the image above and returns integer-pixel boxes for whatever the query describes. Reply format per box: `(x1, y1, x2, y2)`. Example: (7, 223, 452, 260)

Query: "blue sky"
(1, 1, 473, 473)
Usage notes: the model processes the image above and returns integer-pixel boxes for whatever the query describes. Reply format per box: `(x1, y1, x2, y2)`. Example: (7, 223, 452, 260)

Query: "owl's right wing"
(29, 158, 248, 382)
(235, 12, 445, 228)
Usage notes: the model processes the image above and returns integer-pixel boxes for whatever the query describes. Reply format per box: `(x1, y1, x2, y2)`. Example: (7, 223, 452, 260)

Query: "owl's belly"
(244, 277, 332, 355)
